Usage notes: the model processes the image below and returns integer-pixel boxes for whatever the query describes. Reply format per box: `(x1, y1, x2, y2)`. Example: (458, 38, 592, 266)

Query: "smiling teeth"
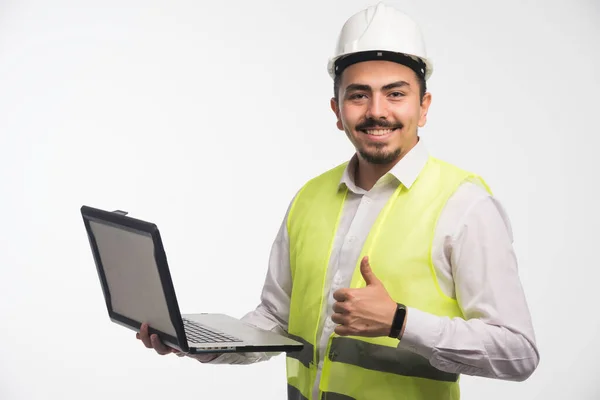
(366, 129, 393, 136)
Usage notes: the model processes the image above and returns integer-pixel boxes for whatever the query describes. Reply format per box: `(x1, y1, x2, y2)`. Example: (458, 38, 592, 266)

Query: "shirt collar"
(339, 138, 430, 193)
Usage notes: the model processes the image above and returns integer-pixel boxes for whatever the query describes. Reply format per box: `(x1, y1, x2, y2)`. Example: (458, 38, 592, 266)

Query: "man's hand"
(136, 322, 219, 362)
(331, 256, 397, 337)
(136, 323, 178, 355)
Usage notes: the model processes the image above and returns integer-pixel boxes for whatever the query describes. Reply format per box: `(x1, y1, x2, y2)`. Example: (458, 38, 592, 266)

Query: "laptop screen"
(88, 219, 177, 338)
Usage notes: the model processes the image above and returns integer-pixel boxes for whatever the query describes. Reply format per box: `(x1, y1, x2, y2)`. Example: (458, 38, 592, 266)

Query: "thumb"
(360, 256, 380, 286)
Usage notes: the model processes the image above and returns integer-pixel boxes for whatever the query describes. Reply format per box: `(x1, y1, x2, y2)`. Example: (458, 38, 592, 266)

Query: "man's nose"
(365, 95, 388, 120)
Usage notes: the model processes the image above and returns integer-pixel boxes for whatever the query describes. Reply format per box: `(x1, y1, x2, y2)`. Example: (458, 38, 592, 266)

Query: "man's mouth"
(361, 128, 397, 136)
(358, 127, 398, 142)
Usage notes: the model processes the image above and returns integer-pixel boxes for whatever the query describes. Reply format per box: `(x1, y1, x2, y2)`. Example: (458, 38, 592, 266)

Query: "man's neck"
(354, 158, 397, 191)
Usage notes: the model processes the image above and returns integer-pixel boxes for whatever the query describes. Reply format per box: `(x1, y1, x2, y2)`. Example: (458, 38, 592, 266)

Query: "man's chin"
(358, 148, 401, 165)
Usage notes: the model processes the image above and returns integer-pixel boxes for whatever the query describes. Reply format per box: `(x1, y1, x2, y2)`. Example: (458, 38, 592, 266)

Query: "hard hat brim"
(328, 50, 433, 81)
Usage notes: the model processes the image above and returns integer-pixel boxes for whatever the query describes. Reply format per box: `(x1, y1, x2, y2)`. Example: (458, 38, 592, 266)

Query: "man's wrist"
(398, 307, 408, 340)
(388, 303, 407, 339)
(195, 353, 220, 363)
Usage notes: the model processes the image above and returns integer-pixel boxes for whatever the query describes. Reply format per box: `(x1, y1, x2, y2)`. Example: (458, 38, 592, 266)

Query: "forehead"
(340, 60, 417, 89)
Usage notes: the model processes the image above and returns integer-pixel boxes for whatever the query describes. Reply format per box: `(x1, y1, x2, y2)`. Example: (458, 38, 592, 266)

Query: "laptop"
(80, 205, 303, 355)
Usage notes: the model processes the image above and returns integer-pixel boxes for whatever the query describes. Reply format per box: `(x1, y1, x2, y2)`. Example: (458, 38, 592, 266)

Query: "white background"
(1, 0, 599, 399)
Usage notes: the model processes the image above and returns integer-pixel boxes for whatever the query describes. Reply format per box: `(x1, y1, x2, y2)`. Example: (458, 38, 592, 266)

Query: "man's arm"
(398, 182, 540, 381)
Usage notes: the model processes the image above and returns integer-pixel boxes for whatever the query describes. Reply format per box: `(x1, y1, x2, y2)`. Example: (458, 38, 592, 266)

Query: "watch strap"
(388, 303, 406, 339)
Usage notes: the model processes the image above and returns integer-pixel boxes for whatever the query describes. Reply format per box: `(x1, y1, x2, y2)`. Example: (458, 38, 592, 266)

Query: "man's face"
(331, 60, 432, 165)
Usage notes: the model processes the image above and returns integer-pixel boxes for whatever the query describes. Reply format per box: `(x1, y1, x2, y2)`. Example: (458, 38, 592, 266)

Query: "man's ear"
(418, 92, 432, 128)
(330, 98, 343, 130)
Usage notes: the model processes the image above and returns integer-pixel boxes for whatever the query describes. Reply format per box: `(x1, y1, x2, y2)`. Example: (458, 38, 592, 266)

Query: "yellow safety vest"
(285, 156, 491, 400)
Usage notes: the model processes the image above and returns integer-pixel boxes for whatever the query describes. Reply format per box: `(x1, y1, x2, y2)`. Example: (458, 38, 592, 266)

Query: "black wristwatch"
(388, 303, 407, 339)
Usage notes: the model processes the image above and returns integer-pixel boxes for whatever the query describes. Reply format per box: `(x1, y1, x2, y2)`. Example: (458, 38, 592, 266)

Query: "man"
(137, 3, 539, 399)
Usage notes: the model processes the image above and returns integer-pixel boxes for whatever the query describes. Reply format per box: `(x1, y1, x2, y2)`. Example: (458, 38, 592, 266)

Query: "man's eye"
(349, 93, 367, 100)
(389, 92, 405, 98)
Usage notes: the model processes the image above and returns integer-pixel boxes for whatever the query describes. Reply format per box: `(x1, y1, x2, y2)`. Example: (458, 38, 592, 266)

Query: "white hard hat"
(327, 2, 433, 81)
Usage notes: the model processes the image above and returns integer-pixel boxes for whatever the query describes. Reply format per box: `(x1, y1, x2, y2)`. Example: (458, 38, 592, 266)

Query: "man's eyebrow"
(382, 81, 410, 91)
(345, 83, 371, 92)
(344, 81, 410, 93)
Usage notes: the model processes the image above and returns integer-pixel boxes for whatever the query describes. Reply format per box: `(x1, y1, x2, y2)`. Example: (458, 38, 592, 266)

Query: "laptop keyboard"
(183, 318, 242, 343)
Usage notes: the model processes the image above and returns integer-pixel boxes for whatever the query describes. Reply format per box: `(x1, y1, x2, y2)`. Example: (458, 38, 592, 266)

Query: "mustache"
(355, 118, 403, 131)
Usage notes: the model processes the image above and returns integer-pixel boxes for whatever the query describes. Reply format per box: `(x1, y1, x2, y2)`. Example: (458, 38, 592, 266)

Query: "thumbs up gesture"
(331, 256, 398, 337)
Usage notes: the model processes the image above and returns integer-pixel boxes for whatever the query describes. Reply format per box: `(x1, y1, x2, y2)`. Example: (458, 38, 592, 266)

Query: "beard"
(358, 146, 402, 165)
(353, 118, 404, 165)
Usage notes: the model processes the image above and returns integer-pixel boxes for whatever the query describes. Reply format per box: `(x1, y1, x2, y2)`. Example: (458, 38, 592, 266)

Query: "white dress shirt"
(207, 140, 540, 398)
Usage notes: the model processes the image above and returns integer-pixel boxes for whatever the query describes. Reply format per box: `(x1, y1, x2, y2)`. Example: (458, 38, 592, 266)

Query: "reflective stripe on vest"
(329, 337, 458, 382)
(321, 392, 356, 400)
(288, 384, 308, 400)
(288, 385, 356, 400)
(287, 333, 315, 368)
